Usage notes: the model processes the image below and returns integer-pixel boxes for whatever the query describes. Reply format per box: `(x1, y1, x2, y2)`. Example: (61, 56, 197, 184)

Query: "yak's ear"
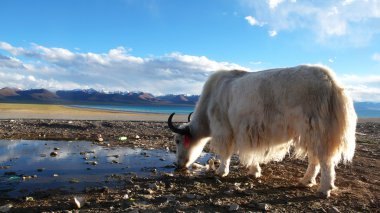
(168, 113, 191, 135)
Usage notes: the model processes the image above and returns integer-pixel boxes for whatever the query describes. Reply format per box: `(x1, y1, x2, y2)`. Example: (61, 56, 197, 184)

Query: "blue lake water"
(71, 104, 380, 118)
(71, 104, 195, 115)
(0, 140, 211, 198)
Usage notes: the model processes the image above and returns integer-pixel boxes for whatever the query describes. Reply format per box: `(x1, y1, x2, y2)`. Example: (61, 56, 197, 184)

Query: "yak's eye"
(176, 140, 180, 144)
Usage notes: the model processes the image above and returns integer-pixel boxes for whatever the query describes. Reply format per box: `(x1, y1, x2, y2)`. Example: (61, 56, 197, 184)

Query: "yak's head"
(168, 112, 207, 169)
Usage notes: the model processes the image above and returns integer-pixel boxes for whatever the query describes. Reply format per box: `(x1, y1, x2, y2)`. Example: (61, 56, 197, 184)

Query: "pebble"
(37, 168, 45, 172)
(53, 174, 59, 177)
(74, 196, 85, 209)
(69, 178, 80, 183)
(135, 135, 140, 139)
(53, 147, 60, 150)
(50, 151, 58, 157)
(328, 206, 341, 213)
(148, 183, 159, 190)
(123, 194, 129, 200)
(0, 204, 13, 212)
(257, 203, 271, 211)
(186, 194, 196, 199)
(25, 197, 34, 202)
(228, 203, 239, 211)
(97, 134, 103, 141)
(119, 136, 128, 141)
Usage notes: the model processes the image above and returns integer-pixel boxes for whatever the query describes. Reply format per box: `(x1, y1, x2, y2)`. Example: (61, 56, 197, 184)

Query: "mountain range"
(1, 88, 379, 115)
(0, 87, 200, 105)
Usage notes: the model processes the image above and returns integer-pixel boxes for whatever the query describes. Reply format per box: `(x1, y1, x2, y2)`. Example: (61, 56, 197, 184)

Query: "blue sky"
(0, 0, 379, 101)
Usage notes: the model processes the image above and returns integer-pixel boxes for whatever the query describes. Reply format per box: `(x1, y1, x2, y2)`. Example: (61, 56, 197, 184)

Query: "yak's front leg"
(213, 135, 234, 177)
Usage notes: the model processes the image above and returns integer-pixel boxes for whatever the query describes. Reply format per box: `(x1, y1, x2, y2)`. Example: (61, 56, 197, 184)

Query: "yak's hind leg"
(318, 160, 337, 198)
(299, 153, 320, 187)
(248, 162, 262, 178)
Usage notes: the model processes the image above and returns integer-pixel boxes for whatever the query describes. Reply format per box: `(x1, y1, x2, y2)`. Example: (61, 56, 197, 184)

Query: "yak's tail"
(325, 68, 357, 164)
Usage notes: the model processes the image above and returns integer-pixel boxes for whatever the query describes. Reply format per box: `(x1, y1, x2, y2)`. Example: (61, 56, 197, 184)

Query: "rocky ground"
(0, 119, 379, 212)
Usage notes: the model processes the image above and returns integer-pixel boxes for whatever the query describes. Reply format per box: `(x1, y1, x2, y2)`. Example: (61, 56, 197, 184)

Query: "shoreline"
(0, 103, 189, 122)
(0, 103, 378, 122)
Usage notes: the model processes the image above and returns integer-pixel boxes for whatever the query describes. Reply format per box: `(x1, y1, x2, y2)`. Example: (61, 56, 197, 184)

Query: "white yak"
(168, 65, 357, 197)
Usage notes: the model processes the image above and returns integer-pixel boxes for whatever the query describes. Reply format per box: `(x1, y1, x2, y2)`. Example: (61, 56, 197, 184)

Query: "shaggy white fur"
(170, 65, 357, 198)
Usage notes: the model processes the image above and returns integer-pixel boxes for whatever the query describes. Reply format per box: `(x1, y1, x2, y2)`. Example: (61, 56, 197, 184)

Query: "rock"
(97, 134, 103, 142)
(25, 197, 34, 202)
(53, 173, 59, 177)
(0, 204, 13, 212)
(54, 147, 60, 150)
(111, 160, 119, 164)
(328, 206, 341, 213)
(224, 190, 234, 195)
(119, 136, 128, 141)
(186, 194, 196, 199)
(74, 196, 85, 209)
(123, 194, 129, 200)
(148, 183, 159, 190)
(135, 135, 140, 139)
(228, 203, 239, 211)
(69, 178, 80, 183)
(146, 189, 155, 194)
(37, 168, 45, 172)
(257, 203, 271, 211)
(50, 151, 58, 157)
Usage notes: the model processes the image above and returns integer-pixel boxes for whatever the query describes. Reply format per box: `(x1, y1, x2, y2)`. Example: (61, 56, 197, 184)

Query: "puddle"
(0, 140, 211, 198)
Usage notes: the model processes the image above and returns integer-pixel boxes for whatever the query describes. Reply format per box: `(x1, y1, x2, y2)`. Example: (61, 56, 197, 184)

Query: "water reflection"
(0, 140, 210, 198)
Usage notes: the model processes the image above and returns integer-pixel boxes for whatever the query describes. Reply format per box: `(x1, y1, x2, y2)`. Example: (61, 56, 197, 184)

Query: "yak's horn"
(187, 112, 193, 122)
(168, 113, 190, 135)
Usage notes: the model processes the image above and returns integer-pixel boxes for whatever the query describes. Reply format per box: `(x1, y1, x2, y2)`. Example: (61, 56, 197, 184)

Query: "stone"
(25, 197, 34, 202)
(0, 204, 13, 212)
(228, 203, 239, 211)
(74, 196, 85, 209)
(50, 151, 58, 157)
(186, 194, 196, 199)
(257, 203, 271, 211)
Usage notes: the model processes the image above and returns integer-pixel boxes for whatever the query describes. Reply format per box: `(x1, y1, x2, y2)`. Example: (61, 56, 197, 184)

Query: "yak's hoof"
(248, 171, 261, 178)
(298, 178, 317, 188)
(317, 185, 337, 198)
(215, 167, 229, 177)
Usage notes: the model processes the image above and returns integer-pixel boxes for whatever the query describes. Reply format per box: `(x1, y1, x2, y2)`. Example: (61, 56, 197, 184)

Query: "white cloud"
(339, 74, 380, 102)
(372, 53, 380, 62)
(245, 16, 264, 26)
(268, 0, 285, 10)
(241, 0, 380, 46)
(268, 30, 277, 37)
(345, 85, 380, 102)
(0, 42, 249, 95)
(1, 41, 380, 101)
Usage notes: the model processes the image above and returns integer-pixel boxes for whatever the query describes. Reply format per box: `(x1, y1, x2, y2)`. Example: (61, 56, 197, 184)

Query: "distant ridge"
(0, 87, 199, 105)
(1, 88, 379, 115)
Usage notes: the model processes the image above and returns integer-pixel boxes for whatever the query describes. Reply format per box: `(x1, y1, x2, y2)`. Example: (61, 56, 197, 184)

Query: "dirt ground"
(0, 119, 379, 212)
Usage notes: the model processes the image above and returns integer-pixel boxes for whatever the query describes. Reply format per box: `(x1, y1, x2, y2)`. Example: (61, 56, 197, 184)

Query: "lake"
(72, 104, 380, 118)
